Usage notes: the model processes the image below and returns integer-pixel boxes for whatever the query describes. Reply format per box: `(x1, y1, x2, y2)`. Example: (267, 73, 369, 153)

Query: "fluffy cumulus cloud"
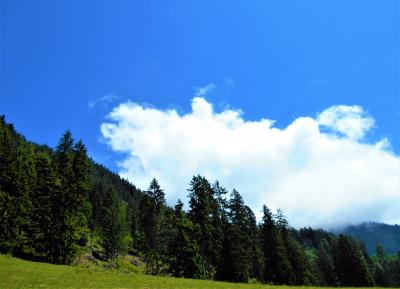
(100, 97, 400, 228)
(317, 105, 375, 140)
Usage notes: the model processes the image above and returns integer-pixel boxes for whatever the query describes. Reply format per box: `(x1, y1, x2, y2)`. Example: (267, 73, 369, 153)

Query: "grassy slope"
(0, 255, 383, 289)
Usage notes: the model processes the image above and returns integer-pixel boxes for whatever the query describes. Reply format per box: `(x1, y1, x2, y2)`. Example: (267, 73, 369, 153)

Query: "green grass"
(0, 254, 385, 289)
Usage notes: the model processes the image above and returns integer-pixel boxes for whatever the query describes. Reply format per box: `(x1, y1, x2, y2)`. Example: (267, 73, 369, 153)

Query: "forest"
(0, 115, 399, 287)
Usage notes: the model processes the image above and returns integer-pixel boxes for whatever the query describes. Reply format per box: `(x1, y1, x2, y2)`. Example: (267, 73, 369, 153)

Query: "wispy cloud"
(224, 77, 234, 85)
(100, 98, 400, 228)
(194, 84, 216, 98)
(88, 94, 120, 109)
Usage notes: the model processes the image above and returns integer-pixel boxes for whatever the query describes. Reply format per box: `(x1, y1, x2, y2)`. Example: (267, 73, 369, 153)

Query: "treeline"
(1, 116, 399, 287)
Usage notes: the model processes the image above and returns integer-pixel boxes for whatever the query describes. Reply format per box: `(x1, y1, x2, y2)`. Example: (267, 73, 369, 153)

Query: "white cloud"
(317, 105, 375, 140)
(100, 98, 400, 228)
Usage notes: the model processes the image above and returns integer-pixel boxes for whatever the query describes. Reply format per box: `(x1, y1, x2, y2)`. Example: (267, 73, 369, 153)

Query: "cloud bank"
(100, 97, 400, 228)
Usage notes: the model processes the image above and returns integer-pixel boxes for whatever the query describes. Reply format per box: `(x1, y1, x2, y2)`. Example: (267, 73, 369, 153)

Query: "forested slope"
(336, 222, 400, 255)
(1, 115, 399, 287)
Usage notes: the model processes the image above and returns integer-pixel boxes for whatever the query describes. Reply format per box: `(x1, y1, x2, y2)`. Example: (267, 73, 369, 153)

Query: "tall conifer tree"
(170, 199, 204, 278)
(336, 234, 374, 286)
(188, 175, 223, 279)
(261, 205, 294, 284)
(99, 184, 126, 260)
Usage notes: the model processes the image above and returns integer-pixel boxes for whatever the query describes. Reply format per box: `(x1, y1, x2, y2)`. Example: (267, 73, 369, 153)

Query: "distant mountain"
(334, 222, 400, 255)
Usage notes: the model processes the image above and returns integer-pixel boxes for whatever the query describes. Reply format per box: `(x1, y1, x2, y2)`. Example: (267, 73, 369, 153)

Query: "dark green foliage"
(27, 152, 60, 261)
(275, 210, 314, 285)
(222, 190, 254, 282)
(0, 117, 34, 256)
(99, 184, 127, 260)
(372, 247, 400, 287)
(126, 200, 143, 255)
(170, 200, 204, 278)
(335, 234, 374, 286)
(261, 205, 294, 284)
(0, 118, 98, 264)
(138, 178, 170, 274)
(316, 238, 338, 285)
(46, 132, 92, 264)
(188, 175, 223, 279)
(285, 233, 312, 284)
(246, 206, 264, 282)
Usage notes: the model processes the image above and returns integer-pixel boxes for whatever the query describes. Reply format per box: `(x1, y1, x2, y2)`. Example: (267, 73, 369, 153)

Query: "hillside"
(1, 115, 400, 287)
(336, 222, 400, 255)
(0, 254, 386, 289)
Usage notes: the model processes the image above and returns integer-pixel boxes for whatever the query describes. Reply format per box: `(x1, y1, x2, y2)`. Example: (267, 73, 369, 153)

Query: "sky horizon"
(1, 0, 399, 228)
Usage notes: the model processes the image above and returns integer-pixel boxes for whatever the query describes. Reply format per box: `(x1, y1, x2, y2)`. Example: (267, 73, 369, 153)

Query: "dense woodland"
(1, 115, 399, 287)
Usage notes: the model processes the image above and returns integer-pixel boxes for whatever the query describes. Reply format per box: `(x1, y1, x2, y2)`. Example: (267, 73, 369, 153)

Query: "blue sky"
(1, 0, 399, 226)
(2, 0, 399, 167)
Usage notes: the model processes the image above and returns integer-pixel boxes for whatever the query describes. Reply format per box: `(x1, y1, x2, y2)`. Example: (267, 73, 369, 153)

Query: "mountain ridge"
(332, 222, 400, 255)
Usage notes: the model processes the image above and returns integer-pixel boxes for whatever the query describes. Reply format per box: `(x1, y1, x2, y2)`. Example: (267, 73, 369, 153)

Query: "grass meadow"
(0, 254, 386, 289)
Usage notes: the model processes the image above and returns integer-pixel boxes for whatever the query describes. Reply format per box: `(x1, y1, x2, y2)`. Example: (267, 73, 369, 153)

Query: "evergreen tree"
(27, 152, 59, 261)
(213, 182, 233, 281)
(0, 117, 34, 256)
(148, 178, 166, 209)
(50, 131, 91, 264)
(276, 209, 311, 285)
(316, 238, 337, 286)
(188, 175, 223, 279)
(245, 206, 264, 282)
(212, 181, 229, 222)
(336, 234, 374, 286)
(126, 200, 143, 254)
(260, 205, 294, 284)
(99, 184, 126, 260)
(10, 142, 36, 258)
(285, 234, 312, 285)
(170, 200, 204, 278)
(72, 140, 91, 246)
(225, 190, 253, 282)
(138, 178, 168, 274)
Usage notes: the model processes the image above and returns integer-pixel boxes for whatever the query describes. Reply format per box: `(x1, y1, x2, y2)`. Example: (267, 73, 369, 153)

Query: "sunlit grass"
(0, 254, 385, 289)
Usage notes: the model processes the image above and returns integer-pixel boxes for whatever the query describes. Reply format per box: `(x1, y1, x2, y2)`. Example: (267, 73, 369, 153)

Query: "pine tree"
(212, 181, 229, 222)
(170, 199, 204, 278)
(261, 205, 294, 284)
(316, 238, 337, 286)
(27, 151, 60, 261)
(275, 209, 311, 285)
(285, 234, 311, 285)
(138, 178, 168, 274)
(336, 234, 374, 286)
(148, 178, 166, 209)
(11, 142, 36, 258)
(50, 131, 91, 264)
(245, 206, 264, 282)
(126, 200, 142, 254)
(0, 117, 35, 256)
(225, 190, 253, 282)
(188, 175, 223, 279)
(72, 140, 91, 246)
(99, 184, 126, 261)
